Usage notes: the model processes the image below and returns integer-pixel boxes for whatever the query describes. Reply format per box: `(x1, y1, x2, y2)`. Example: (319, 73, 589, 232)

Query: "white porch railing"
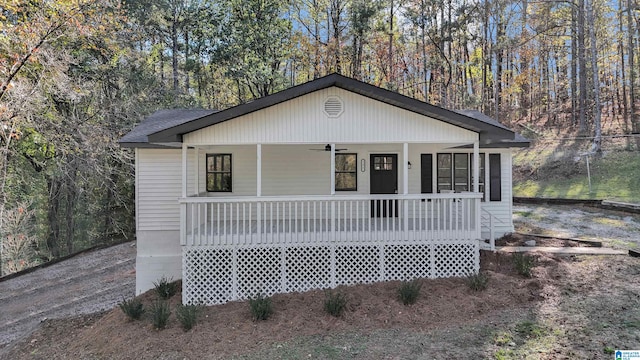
(180, 194, 482, 305)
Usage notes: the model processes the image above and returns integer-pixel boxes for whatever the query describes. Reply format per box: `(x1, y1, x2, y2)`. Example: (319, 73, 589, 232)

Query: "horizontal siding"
(480, 149, 514, 235)
(262, 145, 329, 195)
(137, 149, 182, 231)
(196, 145, 257, 196)
(184, 87, 477, 145)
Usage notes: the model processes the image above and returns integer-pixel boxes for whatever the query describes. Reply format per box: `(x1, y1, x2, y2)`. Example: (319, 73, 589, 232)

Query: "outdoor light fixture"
(408, 161, 412, 169)
(361, 158, 366, 172)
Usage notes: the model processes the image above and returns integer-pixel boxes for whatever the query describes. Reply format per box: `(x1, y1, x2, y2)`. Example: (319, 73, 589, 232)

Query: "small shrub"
(150, 300, 171, 329)
(398, 279, 422, 305)
(176, 304, 201, 331)
(249, 294, 273, 321)
(153, 276, 178, 299)
(512, 253, 535, 277)
(466, 272, 489, 291)
(323, 290, 348, 317)
(118, 297, 144, 320)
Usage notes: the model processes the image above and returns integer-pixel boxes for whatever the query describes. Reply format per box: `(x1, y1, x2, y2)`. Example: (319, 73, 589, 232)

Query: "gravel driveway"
(0, 242, 135, 354)
(513, 203, 640, 249)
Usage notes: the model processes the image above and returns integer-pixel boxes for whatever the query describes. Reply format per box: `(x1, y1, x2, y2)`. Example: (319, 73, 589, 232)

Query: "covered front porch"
(178, 142, 486, 305)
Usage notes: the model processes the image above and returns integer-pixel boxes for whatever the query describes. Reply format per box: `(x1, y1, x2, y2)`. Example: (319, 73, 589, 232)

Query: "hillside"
(511, 111, 640, 203)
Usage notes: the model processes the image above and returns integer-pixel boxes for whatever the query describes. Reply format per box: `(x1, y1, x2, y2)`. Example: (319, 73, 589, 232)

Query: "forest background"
(1, 0, 638, 275)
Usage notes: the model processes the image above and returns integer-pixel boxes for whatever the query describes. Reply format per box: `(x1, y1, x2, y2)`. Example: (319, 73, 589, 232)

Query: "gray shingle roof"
(454, 109, 530, 147)
(119, 109, 216, 147)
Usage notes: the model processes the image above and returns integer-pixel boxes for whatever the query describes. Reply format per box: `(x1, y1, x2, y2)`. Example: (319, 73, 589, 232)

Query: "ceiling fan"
(308, 144, 348, 152)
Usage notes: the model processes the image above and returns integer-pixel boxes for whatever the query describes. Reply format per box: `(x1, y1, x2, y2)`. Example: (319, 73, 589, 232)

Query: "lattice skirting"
(182, 241, 479, 305)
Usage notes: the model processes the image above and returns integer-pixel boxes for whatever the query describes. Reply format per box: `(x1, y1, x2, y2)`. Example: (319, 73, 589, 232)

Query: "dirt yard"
(2, 205, 640, 359)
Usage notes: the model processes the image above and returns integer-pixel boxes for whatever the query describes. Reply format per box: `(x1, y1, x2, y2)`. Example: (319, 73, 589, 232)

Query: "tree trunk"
(628, 0, 638, 148)
(587, 0, 601, 152)
(571, 0, 578, 125)
(578, 0, 587, 133)
(46, 177, 62, 258)
(171, 12, 179, 93)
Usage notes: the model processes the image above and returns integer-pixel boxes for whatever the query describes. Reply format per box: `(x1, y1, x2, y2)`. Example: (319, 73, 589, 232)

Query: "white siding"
(137, 148, 182, 231)
(183, 87, 477, 146)
(196, 145, 257, 195)
(480, 149, 514, 236)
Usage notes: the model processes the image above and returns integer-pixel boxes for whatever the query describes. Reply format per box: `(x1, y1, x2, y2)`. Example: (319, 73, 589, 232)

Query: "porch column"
(181, 143, 188, 198)
(180, 143, 188, 245)
(402, 143, 409, 195)
(256, 144, 262, 197)
(194, 147, 199, 195)
(330, 143, 335, 195)
(473, 141, 480, 192)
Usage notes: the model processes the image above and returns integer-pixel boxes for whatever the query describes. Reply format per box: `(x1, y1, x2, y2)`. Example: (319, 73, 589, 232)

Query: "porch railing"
(179, 194, 482, 304)
(180, 193, 482, 246)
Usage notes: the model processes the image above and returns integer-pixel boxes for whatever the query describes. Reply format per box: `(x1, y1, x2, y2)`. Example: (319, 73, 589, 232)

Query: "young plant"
(465, 272, 489, 291)
(150, 300, 171, 329)
(398, 279, 422, 305)
(323, 290, 348, 317)
(118, 297, 144, 320)
(175, 304, 201, 331)
(512, 253, 535, 277)
(153, 276, 178, 299)
(249, 294, 273, 321)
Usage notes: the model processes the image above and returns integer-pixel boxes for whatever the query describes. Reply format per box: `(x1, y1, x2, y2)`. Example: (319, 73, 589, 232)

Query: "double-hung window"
(436, 153, 486, 195)
(335, 153, 357, 191)
(206, 154, 232, 192)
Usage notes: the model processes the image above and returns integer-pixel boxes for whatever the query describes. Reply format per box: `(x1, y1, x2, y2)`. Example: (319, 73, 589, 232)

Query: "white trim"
(403, 143, 409, 195)
(181, 144, 188, 198)
(473, 141, 479, 192)
(330, 143, 336, 195)
(194, 147, 199, 195)
(256, 144, 262, 197)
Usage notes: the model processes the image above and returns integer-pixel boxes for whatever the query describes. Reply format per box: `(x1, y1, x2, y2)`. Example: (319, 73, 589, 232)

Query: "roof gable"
(121, 73, 526, 147)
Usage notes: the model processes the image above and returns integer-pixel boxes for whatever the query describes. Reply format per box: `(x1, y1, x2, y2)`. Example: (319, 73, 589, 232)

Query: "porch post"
(256, 144, 262, 197)
(194, 147, 199, 195)
(256, 143, 262, 240)
(402, 143, 409, 195)
(182, 143, 188, 198)
(473, 141, 480, 192)
(402, 142, 409, 241)
(330, 143, 335, 195)
(180, 143, 188, 245)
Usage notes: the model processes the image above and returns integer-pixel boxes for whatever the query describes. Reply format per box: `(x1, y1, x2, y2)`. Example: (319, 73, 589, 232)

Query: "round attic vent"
(323, 96, 344, 117)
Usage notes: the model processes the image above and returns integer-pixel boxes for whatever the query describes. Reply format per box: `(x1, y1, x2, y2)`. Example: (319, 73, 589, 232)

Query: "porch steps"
(496, 246, 628, 256)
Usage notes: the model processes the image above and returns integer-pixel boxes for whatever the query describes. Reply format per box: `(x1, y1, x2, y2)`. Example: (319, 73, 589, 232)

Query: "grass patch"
(514, 320, 546, 338)
(249, 294, 273, 321)
(512, 253, 535, 278)
(494, 348, 515, 360)
(323, 290, 348, 317)
(397, 279, 422, 305)
(493, 331, 513, 346)
(513, 150, 640, 203)
(118, 297, 144, 320)
(150, 300, 171, 329)
(153, 276, 178, 299)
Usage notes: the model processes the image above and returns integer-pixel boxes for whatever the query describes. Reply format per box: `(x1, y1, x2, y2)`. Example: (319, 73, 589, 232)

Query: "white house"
(120, 73, 529, 305)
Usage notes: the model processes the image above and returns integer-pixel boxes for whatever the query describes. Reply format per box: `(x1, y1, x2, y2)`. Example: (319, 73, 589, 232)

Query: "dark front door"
(370, 154, 398, 217)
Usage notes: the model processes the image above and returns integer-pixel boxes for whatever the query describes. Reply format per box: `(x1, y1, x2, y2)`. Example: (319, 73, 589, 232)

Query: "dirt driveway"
(0, 242, 135, 354)
(1, 204, 639, 359)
